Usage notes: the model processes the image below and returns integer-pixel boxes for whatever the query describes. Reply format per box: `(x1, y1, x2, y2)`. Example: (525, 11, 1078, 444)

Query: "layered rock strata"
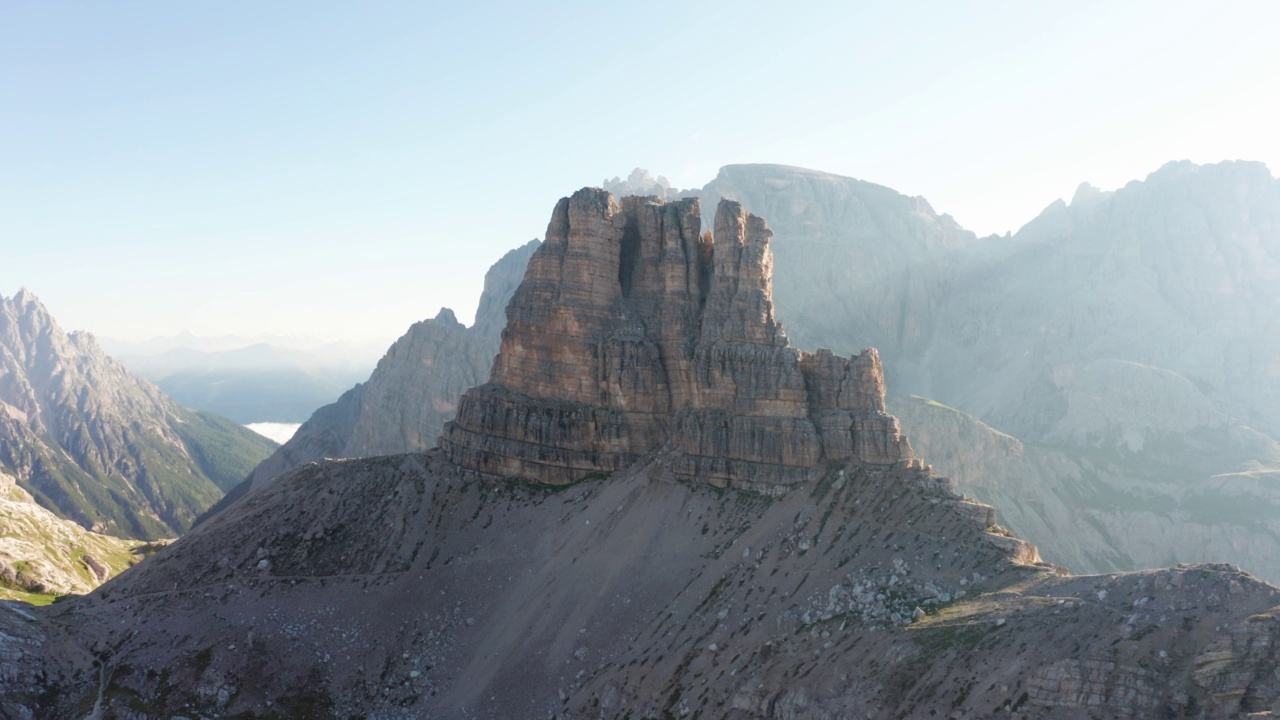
(440, 190, 915, 490)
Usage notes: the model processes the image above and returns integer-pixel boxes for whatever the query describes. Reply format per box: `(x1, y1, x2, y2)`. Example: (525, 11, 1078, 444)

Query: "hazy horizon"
(5, 1, 1279, 343)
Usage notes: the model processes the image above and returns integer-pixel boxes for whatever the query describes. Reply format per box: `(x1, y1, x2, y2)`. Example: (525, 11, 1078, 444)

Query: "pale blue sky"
(3, 1, 1278, 342)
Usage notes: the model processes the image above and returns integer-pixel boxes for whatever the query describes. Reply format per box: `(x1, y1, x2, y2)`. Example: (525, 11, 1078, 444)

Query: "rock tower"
(440, 189, 917, 490)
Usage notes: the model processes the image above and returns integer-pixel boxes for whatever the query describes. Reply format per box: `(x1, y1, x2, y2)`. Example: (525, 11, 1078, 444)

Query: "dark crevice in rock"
(618, 214, 642, 299)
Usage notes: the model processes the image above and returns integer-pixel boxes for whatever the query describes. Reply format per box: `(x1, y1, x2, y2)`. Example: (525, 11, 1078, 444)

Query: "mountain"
(2, 190, 1276, 718)
(688, 161, 1280, 583)
(440, 191, 918, 487)
(696, 164, 979, 387)
(681, 161, 1278, 433)
(100, 332, 390, 361)
(892, 393, 1280, 574)
(0, 471, 149, 604)
(0, 290, 278, 539)
(231, 239, 539, 494)
(929, 160, 1280, 437)
(206, 162, 1280, 585)
(232, 165, 976, 489)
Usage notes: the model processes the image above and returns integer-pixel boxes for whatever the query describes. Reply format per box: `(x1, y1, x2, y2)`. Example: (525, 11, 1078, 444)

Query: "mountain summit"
(0, 290, 277, 539)
(1, 192, 1277, 718)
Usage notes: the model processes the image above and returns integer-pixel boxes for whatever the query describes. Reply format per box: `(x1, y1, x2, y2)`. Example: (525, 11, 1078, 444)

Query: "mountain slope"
(0, 471, 147, 603)
(893, 393, 1280, 576)
(0, 290, 278, 539)
(931, 160, 1280, 436)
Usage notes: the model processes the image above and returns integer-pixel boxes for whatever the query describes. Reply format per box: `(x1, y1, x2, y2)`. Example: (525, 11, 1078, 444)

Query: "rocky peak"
(431, 307, 461, 326)
(1, 289, 58, 367)
(1069, 181, 1109, 208)
(0, 289, 276, 538)
(440, 189, 918, 490)
(472, 239, 542, 338)
(8, 288, 41, 313)
(601, 167, 678, 199)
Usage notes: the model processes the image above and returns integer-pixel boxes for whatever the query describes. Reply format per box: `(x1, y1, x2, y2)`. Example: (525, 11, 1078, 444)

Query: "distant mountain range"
(102, 335, 385, 424)
(99, 332, 391, 360)
(0, 290, 278, 539)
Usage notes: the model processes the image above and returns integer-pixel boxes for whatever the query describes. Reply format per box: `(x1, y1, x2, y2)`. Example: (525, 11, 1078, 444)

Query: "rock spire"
(440, 189, 917, 490)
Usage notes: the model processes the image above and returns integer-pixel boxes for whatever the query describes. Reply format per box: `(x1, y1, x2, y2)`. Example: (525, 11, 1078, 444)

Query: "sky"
(3, 1, 1279, 343)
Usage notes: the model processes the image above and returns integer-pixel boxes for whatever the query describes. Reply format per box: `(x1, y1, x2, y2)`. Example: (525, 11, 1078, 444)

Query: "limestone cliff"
(440, 190, 915, 489)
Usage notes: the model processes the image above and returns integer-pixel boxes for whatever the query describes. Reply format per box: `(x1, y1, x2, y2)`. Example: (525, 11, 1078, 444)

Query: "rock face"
(936, 161, 1280, 439)
(0, 290, 276, 539)
(893, 391, 1280, 577)
(235, 240, 539, 491)
(440, 190, 914, 490)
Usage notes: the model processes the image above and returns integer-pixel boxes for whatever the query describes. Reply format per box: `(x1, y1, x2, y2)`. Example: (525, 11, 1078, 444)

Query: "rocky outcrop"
(441, 190, 916, 490)
(0, 471, 147, 600)
(0, 290, 276, 539)
(1192, 605, 1280, 712)
(236, 240, 540, 491)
